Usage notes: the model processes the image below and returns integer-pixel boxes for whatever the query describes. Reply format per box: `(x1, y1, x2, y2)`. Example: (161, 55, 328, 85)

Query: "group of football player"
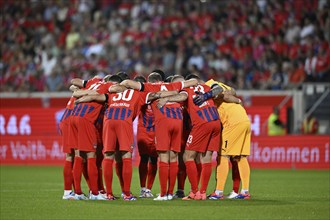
(59, 69, 251, 201)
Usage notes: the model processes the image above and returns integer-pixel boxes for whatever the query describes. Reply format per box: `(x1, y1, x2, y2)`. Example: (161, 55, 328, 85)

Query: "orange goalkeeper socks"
(237, 156, 250, 191)
(215, 156, 229, 191)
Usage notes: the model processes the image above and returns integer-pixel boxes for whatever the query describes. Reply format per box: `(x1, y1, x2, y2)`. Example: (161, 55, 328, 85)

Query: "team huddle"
(59, 69, 251, 201)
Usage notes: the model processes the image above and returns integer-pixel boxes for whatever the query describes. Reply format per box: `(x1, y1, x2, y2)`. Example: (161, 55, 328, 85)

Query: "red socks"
(158, 161, 169, 196)
(185, 160, 198, 193)
(168, 161, 178, 195)
(231, 159, 241, 193)
(196, 162, 202, 184)
(87, 158, 99, 195)
(115, 162, 124, 192)
(63, 161, 73, 190)
(199, 163, 212, 194)
(122, 158, 133, 196)
(102, 158, 114, 195)
(72, 156, 83, 194)
(147, 163, 157, 190)
(139, 161, 148, 188)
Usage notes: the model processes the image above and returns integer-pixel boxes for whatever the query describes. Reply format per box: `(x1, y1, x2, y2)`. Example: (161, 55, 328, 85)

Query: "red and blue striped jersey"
(138, 104, 155, 132)
(182, 84, 220, 126)
(60, 96, 76, 123)
(71, 80, 114, 123)
(142, 81, 184, 123)
(104, 89, 148, 124)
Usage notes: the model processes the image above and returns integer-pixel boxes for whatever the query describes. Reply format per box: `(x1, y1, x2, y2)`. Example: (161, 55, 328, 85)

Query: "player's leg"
(153, 121, 171, 201)
(102, 151, 115, 200)
(72, 149, 87, 199)
(195, 155, 202, 184)
(154, 151, 170, 200)
(182, 149, 198, 200)
(235, 155, 250, 199)
(227, 157, 240, 199)
(102, 119, 117, 200)
(234, 121, 251, 199)
(114, 151, 124, 194)
(174, 151, 186, 198)
(139, 154, 149, 197)
(167, 150, 178, 199)
(209, 155, 229, 200)
(145, 155, 157, 197)
(86, 151, 106, 200)
(121, 151, 136, 200)
(63, 151, 75, 199)
(195, 150, 213, 200)
(96, 146, 105, 194)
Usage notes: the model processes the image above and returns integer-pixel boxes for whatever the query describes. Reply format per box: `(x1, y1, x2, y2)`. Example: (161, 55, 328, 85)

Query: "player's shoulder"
(206, 79, 231, 90)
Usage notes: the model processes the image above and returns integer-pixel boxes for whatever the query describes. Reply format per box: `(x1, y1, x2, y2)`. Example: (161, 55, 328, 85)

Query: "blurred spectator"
(45, 70, 64, 92)
(267, 106, 286, 136)
(1, 0, 329, 92)
(301, 114, 319, 134)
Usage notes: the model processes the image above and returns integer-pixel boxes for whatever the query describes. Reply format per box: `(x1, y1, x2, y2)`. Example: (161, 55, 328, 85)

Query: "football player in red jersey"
(133, 76, 158, 198)
(75, 77, 178, 201)
(59, 85, 79, 200)
(69, 75, 124, 200)
(157, 74, 221, 200)
(120, 72, 198, 200)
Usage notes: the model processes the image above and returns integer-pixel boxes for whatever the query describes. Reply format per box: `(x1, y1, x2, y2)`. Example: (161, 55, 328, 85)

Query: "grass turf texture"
(0, 166, 329, 220)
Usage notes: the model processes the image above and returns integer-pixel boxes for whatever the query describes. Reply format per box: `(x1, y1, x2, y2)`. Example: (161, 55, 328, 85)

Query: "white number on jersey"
(113, 89, 134, 101)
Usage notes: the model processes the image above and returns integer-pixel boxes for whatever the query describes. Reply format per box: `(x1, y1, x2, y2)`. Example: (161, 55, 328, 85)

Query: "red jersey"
(138, 104, 155, 132)
(60, 96, 76, 123)
(182, 84, 219, 127)
(71, 79, 114, 124)
(104, 89, 148, 124)
(142, 81, 184, 123)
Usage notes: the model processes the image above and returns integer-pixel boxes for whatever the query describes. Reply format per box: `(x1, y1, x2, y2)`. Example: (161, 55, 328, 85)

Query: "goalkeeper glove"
(193, 91, 213, 106)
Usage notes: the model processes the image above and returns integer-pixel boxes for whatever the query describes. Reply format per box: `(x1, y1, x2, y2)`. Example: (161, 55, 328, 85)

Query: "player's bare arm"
(120, 80, 141, 90)
(156, 92, 188, 109)
(72, 89, 98, 98)
(109, 85, 127, 93)
(193, 84, 223, 106)
(147, 90, 179, 102)
(223, 94, 242, 105)
(74, 94, 106, 104)
(182, 79, 198, 88)
(223, 88, 236, 96)
(69, 85, 79, 92)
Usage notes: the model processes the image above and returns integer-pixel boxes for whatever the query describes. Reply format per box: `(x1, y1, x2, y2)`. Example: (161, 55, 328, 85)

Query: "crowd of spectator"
(1, 0, 329, 92)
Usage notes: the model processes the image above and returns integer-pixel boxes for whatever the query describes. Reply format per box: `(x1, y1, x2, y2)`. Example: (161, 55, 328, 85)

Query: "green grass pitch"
(0, 166, 329, 220)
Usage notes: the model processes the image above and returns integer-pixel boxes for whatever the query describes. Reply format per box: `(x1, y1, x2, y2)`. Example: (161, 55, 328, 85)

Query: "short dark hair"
(165, 76, 174, 82)
(148, 72, 162, 83)
(151, 69, 165, 81)
(134, 75, 146, 83)
(116, 71, 130, 80)
(171, 75, 184, 82)
(185, 74, 200, 80)
(107, 75, 123, 83)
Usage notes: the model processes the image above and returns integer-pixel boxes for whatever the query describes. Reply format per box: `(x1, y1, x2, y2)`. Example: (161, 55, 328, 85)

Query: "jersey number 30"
(113, 90, 134, 101)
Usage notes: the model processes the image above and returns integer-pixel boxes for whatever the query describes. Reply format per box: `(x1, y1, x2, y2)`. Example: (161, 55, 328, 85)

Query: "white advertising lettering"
(0, 114, 31, 136)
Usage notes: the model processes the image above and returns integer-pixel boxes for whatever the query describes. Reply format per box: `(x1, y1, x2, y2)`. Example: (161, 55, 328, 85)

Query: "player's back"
(143, 81, 184, 123)
(71, 79, 113, 123)
(105, 89, 147, 124)
(184, 84, 219, 127)
(205, 79, 250, 127)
